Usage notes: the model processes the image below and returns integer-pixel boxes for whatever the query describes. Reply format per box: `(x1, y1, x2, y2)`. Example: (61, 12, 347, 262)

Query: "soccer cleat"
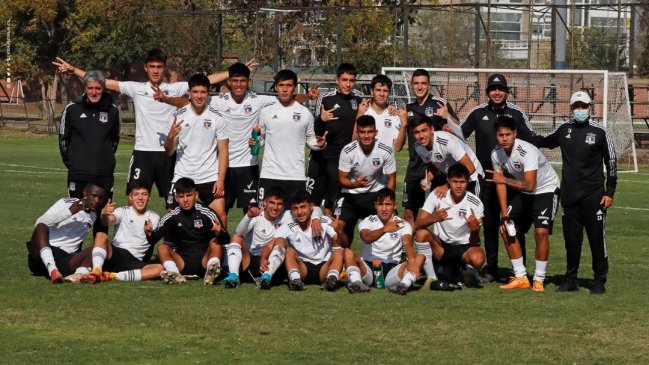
(203, 260, 221, 285)
(389, 283, 409, 296)
(258, 273, 272, 290)
(430, 280, 455, 292)
(556, 279, 580, 292)
(590, 281, 606, 295)
(532, 280, 545, 292)
(101, 272, 117, 282)
(161, 270, 187, 284)
(347, 281, 371, 294)
(63, 273, 84, 284)
(288, 278, 305, 291)
(50, 269, 64, 284)
(462, 269, 481, 288)
(499, 276, 531, 290)
(223, 272, 241, 288)
(322, 275, 338, 291)
(422, 276, 436, 290)
(80, 273, 98, 284)
(89, 267, 103, 277)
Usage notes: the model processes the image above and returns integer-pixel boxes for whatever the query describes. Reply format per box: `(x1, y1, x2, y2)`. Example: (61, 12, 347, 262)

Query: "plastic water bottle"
(251, 125, 262, 156)
(372, 260, 384, 289)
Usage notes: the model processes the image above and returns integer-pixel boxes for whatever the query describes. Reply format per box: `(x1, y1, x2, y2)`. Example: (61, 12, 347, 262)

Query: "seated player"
(342, 188, 425, 295)
(337, 115, 397, 245)
(273, 190, 346, 291)
(414, 164, 486, 288)
(26, 183, 105, 283)
(147, 178, 227, 285)
(74, 181, 163, 283)
(165, 73, 229, 226)
(486, 116, 560, 292)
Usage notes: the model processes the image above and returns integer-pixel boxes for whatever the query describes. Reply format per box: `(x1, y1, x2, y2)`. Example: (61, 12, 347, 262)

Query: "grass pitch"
(1, 132, 649, 364)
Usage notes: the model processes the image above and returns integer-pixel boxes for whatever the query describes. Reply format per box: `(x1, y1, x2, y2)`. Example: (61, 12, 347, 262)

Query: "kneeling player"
(148, 178, 227, 284)
(26, 184, 105, 283)
(75, 182, 163, 283)
(343, 188, 425, 295)
(274, 190, 346, 291)
(415, 164, 485, 288)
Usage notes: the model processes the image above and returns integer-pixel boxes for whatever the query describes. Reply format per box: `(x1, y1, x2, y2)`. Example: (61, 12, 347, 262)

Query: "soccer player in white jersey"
(257, 69, 327, 200)
(337, 115, 397, 245)
(411, 114, 484, 197)
(486, 116, 560, 292)
(164, 74, 229, 226)
(26, 184, 105, 283)
(354, 74, 407, 153)
(273, 190, 346, 291)
(343, 188, 425, 295)
(415, 164, 486, 288)
(76, 181, 163, 283)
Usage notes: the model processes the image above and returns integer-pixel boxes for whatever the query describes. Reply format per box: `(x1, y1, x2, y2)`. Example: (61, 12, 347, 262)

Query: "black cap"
(486, 73, 509, 93)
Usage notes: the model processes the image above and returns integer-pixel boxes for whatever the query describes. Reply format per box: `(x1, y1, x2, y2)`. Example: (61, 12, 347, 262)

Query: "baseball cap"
(570, 90, 592, 105)
(485, 74, 509, 93)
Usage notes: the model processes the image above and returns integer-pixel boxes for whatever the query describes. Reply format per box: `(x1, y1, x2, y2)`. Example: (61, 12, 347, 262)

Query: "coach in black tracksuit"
(537, 91, 617, 294)
(460, 74, 536, 281)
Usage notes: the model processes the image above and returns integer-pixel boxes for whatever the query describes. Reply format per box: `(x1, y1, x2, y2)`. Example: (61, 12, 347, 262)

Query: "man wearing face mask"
(537, 91, 617, 294)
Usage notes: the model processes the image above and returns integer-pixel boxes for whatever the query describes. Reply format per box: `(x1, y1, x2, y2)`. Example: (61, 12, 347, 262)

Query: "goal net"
(381, 67, 638, 173)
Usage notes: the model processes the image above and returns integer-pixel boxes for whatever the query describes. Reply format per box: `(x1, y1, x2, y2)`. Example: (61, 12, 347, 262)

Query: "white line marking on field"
(0, 169, 127, 177)
(618, 179, 649, 184)
(0, 163, 66, 171)
(614, 206, 649, 211)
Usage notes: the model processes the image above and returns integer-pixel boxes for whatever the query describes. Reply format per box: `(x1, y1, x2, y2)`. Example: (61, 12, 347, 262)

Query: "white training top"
(338, 140, 397, 194)
(118, 81, 189, 152)
(358, 215, 412, 264)
(111, 206, 161, 260)
(35, 198, 96, 254)
(491, 138, 560, 195)
(259, 100, 321, 181)
(421, 190, 484, 245)
(172, 105, 229, 184)
(275, 217, 336, 264)
(209, 92, 276, 168)
(365, 106, 401, 151)
(415, 130, 484, 182)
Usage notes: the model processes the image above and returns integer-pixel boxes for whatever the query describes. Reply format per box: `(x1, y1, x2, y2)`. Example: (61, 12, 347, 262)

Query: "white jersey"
(491, 139, 560, 195)
(422, 190, 484, 245)
(365, 106, 401, 151)
(118, 81, 188, 152)
(209, 92, 276, 168)
(338, 140, 397, 194)
(358, 215, 412, 264)
(415, 131, 484, 182)
(275, 217, 336, 264)
(259, 100, 320, 181)
(111, 206, 160, 260)
(172, 105, 229, 184)
(35, 198, 96, 254)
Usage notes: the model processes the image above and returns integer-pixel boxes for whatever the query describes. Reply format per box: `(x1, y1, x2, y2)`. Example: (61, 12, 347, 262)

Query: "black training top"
(313, 89, 363, 161)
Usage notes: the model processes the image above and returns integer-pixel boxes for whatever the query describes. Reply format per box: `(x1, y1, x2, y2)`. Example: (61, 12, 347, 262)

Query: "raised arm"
(53, 57, 120, 92)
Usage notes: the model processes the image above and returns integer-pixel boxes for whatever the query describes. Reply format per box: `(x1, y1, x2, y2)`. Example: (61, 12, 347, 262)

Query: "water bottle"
(372, 260, 385, 289)
(251, 125, 262, 156)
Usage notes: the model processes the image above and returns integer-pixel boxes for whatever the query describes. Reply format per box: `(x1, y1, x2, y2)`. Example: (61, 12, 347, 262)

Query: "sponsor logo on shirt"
(482, 115, 489, 121)
(194, 219, 203, 228)
(293, 112, 301, 122)
(566, 128, 572, 139)
(80, 113, 87, 118)
(272, 115, 278, 119)
(585, 132, 596, 145)
(99, 112, 108, 123)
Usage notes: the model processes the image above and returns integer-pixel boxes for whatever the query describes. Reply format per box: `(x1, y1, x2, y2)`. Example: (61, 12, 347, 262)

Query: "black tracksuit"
(538, 118, 617, 283)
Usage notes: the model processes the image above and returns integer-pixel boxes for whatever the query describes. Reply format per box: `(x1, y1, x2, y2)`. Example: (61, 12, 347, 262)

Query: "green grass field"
(1, 131, 649, 364)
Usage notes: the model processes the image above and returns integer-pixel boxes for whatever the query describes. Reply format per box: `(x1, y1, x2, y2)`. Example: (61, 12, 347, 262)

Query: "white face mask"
(573, 109, 589, 123)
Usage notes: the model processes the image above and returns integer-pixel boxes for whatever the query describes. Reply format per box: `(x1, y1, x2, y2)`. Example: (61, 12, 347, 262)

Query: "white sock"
(289, 269, 301, 281)
(74, 267, 90, 275)
(327, 269, 340, 279)
(415, 241, 437, 280)
(266, 246, 286, 276)
(533, 260, 547, 282)
(511, 257, 527, 278)
(163, 260, 180, 274)
(400, 270, 417, 288)
(92, 247, 107, 270)
(117, 270, 142, 281)
(226, 243, 242, 276)
(39, 247, 58, 275)
(207, 257, 220, 268)
(347, 266, 362, 283)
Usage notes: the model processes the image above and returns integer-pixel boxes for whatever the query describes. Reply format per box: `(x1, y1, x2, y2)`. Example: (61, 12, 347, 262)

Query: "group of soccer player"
(25, 48, 617, 295)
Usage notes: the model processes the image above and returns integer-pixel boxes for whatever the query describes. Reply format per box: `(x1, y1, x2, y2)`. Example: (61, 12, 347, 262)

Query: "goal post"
(381, 67, 638, 173)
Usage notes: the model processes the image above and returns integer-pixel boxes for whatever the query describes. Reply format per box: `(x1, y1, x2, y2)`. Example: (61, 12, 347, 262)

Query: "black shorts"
(225, 166, 259, 209)
(258, 178, 305, 205)
(68, 177, 113, 235)
(242, 255, 287, 285)
(303, 261, 325, 285)
(103, 246, 146, 272)
(440, 242, 471, 267)
(508, 188, 560, 234)
(177, 249, 206, 276)
(27, 243, 75, 277)
(127, 150, 175, 198)
(306, 154, 340, 211)
(167, 181, 219, 209)
(364, 260, 398, 287)
(402, 178, 426, 212)
(339, 192, 378, 225)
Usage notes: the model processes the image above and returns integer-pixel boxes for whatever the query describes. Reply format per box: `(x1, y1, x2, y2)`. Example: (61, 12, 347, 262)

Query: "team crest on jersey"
(372, 158, 381, 168)
(458, 208, 467, 219)
(585, 133, 596, 145)
(513, 161, 522, 171)
(244, 105, 253, 115)
(69, 181, 76, 192)
(194, 219, 203, 228)
(434, 152, 444, 162)
(384, 119, 392, 128)
(203, 120, 212, 129)
(390, 232, 399, 240)
(425, 107, 434, 117)
(351, 100, 358, 110)
(293, 112, 301, 122)
(85, 222, 92, 231)
(99, 112, 108, 123)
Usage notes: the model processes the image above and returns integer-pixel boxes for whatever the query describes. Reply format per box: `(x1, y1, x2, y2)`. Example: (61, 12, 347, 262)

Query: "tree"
(567, 26, 626, 70)
(636, 5, 649, 76)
